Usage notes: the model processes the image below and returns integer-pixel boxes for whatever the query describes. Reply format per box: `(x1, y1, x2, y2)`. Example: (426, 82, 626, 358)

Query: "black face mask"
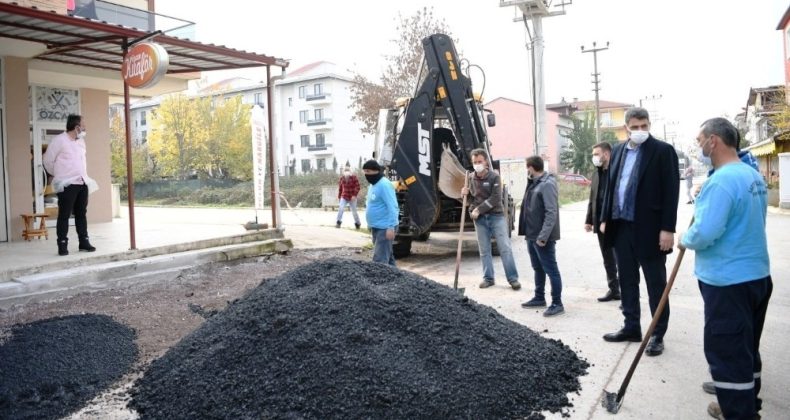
(365, 173, 383, 185)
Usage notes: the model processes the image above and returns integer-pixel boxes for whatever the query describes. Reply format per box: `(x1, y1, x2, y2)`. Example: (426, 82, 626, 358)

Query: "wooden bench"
(21, 213, 49, 241)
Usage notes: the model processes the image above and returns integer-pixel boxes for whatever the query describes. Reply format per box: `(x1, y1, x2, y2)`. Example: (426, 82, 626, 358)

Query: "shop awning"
(0, 2, 288, 74)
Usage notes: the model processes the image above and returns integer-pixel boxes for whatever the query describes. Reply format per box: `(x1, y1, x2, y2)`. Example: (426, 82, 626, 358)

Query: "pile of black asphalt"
(130, 258, 588, 419)
(0, 314, 137, 420)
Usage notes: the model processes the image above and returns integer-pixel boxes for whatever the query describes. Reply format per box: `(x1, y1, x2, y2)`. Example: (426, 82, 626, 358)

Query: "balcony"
(307, 143, 333, 155)
(305, 92, 332, 105)
(306, 118, 333, 130)
(71, 0, 196, 40)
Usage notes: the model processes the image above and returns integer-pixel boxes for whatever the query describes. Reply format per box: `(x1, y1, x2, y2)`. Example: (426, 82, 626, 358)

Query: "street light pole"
(581, 41, 609, 144)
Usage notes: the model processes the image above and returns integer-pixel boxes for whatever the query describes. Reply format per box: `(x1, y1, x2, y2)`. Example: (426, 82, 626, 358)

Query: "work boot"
(509, 281, 521, 291)
(57, 239, 68, 256)
(707, 402, 724, 419)
(78, 238, 96, 252)
(543, 303, 565, 317)
(355, 223, 361, 230)
(336, 221, 341, 228)
(479, 280, 494, 289)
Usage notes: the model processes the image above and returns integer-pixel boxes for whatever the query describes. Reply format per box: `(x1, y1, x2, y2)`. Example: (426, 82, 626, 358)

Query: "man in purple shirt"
(43, 114, 97, 256)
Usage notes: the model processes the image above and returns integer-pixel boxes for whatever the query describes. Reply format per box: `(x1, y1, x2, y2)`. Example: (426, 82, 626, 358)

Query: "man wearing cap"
(362, 160, 399, 266)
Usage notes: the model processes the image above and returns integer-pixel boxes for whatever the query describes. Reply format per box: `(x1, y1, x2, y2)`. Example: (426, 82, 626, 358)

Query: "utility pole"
(581, 41, 609, 144)
(502, 0, 570, 160)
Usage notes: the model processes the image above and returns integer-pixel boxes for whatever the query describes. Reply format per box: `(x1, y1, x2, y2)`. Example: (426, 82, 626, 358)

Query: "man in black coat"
(599, 107, 679, 357)
(585, 141, 619, 302)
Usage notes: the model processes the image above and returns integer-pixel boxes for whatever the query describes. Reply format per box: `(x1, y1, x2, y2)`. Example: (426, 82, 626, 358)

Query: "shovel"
(602, 219, 692, 414)
(452, 171, 471, 294)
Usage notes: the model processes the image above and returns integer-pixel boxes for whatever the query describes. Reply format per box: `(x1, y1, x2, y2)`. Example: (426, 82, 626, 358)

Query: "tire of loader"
(416, 231, 431, 241)
(393, 238, 412, 259)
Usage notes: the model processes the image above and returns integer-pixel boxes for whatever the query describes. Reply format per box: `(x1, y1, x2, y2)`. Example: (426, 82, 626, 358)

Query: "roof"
(777, 4, 790, 30)
(565, 100, 634, 110)
(0, 2, 288, 74)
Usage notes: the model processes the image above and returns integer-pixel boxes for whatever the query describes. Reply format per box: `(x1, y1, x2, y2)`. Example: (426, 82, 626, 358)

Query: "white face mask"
(697, 136, 712, 166)
(343, 171, 351, 177)
(629, 130, 649, 144)
(473, 163, 486, 173)
(77, 130, 87, 139)
(592, 155, 603, 167)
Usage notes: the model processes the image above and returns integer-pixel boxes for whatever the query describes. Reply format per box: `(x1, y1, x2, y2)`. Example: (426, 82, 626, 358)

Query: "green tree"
(560, 113, 617, 177)
(109, 113, 153, 184)
(349, 7, 455, 134)
(147, 94, 210, 179)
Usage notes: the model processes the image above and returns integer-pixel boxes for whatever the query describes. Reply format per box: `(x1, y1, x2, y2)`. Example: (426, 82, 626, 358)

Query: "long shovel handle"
(615, 217, 694, 403)
(453, 174, 470, 291)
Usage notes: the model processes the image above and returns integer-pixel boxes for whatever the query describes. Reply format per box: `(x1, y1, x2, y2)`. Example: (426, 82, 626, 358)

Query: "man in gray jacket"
(518, 155, 564, 317)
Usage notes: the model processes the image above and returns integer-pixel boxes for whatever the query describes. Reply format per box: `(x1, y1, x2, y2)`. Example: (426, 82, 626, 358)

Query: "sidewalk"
(0, 206, 369, 281)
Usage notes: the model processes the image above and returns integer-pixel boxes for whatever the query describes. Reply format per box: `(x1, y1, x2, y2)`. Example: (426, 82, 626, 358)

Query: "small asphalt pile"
(130, 258, 589, 419)
(0, 314, 137, 420)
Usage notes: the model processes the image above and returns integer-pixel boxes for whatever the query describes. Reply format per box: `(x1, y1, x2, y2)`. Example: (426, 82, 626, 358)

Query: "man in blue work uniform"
(681, 118, 772, 420)
(362, 160, 399, 266)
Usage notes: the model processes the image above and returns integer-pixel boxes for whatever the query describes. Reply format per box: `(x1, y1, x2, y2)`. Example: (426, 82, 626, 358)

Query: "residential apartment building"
(484, 97, 573, 201)
(742, 85, 786, 187)
(548, 98, 634, 141)
(273, 62, 371, 176)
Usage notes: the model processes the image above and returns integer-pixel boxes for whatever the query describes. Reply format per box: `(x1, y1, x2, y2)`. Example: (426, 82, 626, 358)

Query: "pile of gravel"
(130, 259, 588, 419)
(0, 314, 137, 420)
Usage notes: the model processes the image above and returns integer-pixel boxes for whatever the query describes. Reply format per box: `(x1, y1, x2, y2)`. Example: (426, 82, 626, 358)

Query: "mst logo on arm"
(418, 125, 431, 176)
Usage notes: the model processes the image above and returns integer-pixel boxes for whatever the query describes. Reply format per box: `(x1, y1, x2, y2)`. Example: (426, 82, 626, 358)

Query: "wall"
(82, 88, 112, 223)
(4, 57, 30, 241)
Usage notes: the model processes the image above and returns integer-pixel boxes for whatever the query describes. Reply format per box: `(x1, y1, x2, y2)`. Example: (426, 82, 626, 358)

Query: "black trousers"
(596, 231, 619, 292)
(701, 277, 772, 420)
(56, 183, 89, 242)
(613, 221, 669, 337)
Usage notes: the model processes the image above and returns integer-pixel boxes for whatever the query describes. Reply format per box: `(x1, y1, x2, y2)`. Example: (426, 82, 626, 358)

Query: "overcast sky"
(157, 0, 788, 151)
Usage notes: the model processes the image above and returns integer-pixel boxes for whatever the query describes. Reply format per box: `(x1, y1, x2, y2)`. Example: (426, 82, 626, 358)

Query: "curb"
(0, 238, 292, 310)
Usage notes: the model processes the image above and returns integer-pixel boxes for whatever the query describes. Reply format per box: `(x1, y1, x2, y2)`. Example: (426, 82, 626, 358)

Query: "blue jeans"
(474, 213, 518, 283)
(527, 239, 563, 304)
(336, 197, 360, 225)
(371, 228, 396, 266)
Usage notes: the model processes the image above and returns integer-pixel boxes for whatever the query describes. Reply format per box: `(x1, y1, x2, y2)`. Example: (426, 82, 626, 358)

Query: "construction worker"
(336, 166, 361, 229)
(681, 118, 771, 420)
(362, 160, 398, 266)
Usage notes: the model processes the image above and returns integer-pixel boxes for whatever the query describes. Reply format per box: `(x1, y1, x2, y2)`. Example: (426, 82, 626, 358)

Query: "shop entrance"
(31, 122, 67, 228)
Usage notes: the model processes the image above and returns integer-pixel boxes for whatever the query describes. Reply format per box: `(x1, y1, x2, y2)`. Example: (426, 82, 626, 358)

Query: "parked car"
(558, 173, 592, 186)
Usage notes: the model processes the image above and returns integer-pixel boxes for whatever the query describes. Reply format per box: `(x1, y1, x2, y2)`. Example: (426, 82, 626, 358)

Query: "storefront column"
(4, 57, 31, 241)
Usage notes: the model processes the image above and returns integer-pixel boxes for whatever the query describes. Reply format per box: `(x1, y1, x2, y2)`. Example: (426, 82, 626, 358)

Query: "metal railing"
(305, 92, 331, 101)
(71, 0, 196, 40)
(307, 118, 332, 126)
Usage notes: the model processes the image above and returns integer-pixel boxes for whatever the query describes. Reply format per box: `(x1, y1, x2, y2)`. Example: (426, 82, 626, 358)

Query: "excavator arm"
(392, 33, 491, 236)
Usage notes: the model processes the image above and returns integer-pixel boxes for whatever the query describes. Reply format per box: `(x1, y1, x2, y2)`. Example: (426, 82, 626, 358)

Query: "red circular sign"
(122, 42, 169, 89)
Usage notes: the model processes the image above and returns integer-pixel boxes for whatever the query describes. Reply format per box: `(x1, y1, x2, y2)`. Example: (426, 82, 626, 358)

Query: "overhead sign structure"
(122, 42, 169, 89)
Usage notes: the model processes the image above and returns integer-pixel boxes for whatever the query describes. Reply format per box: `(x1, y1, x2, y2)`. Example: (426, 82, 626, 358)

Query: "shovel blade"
(601, 391, 622, 414)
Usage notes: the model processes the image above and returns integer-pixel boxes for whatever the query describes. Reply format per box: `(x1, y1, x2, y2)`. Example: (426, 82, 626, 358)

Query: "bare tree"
(349, 7, 455, 135)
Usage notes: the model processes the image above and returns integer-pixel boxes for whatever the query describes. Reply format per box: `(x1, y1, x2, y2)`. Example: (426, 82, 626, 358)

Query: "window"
(298, 86, 306, 98)
(290, 145, 294, 154)
(289, 121, 293, 131)
(288, 97, 293, 107)
(600, 112, 612, 127)
(254, 92, 263, 105)
(140, 110, 147, 126)
(314, 108, 324, 121)
(301, 159, 311, 173)
(317, 158, 326, 171)
(141, 130, 147, 144)
(316, 133, 326, 147)
(314, 83, 323, 95)
(300, 135, 309, 147)
(299, 110, 309, 123)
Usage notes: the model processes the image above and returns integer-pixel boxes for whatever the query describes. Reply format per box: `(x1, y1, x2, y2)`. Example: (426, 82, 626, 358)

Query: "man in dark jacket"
(585, 142, 620, 302)
(599, 107, 680, 357)
(518, 156, 564, 317)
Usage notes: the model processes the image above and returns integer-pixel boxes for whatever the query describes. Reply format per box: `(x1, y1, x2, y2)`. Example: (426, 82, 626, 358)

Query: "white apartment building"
(273, 61, 372, 176)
